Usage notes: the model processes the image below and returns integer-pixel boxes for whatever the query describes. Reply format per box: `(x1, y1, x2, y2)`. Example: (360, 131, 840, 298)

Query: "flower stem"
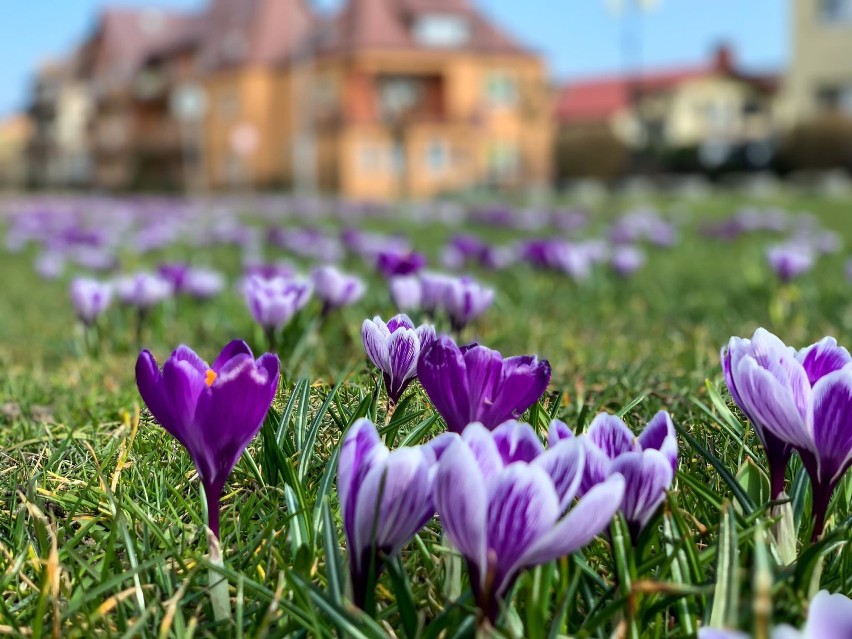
(206, 528, 231, 622)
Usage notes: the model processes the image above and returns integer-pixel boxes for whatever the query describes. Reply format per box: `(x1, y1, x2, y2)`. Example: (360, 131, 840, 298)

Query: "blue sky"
(0, 0, 787, 118)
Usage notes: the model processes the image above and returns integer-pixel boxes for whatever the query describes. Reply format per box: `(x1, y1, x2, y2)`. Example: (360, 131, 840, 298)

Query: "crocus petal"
(611, 450, 673, 532)
(548, 419, 573, 447)
(481, 355, 551, 427)
(461, 422, 505, 483)
(422, 432, 458, 463)
(212, 340, 253, 372)
(352, 447, 434, 563)
(434, 438, 488, 585)
(532, 437, 585, 510)
(491, 420, 545, 465)
(136, 350, 186, 446)
(733, 355, 813, 451)
(519, 474, 625, 568)
(338, 419, 389, 544)
(194, 355, 278, 490)
(362, 320, 390, 372)
(587, 413, 636, 459)
(810, 369, 852, 487)
(638, 410, 678, 473)
(802, 590, 852, 639)
(462, 345, 505, 425)
(577, 434, 613, 494)
(418, 336, 472, 433)
(386, 313, 415, 332)
(386, 328, 420, 401)
(486, 463, 560, 596)
(797, 337, 852, 386)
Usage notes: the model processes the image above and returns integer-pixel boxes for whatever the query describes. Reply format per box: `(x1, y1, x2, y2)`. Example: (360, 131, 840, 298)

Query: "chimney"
(713, 43, 734, 74)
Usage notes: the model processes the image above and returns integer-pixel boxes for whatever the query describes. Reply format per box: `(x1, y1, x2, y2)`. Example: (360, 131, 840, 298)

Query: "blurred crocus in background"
(441, 276, 495, 332)
(136, 340, 279, 537)
(417, 336, 551, 433)
(115, 272, 174, 310)
(766, 243, 816, 283)
(376, 250, 427, 278)
(361, 314, 436, 409)
(556, 411, 677, 540)
(158, 262, 190, 293)
(338, 419, 436, 610)
(697, 590, 852, 639)
(722, 328, 852, 539)
(311, 265, 365, 316)
(388, 276, 422, 313)
(434, 421, 625, 623)
(69, 277, 113, 327)
(183, 267, 226, 300)
(611, 245, 647, 277)
(243, 275, 313, 348)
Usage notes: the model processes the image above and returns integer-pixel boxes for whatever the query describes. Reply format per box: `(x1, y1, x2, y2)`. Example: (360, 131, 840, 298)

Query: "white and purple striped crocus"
(183, 268, 226, 300)
(722, 328, 852, 539)
(611, 245, 646, 277)
(766, 244, 815, 283)
(361, 314, 436, 405)
(442, 276, 495, 332)
(388, 276, 423, 313)
(338, 418, 438, 608)
(243, 275, 313, 335)
(311, 265, 365, 316)
(69, 277, 113, 326)
(434, 421, 625, 622)
(115, 272, 174, 310)
(417, 336, 551, 433)
(552, 411, 677, 541)
(698, 590, 852, 639)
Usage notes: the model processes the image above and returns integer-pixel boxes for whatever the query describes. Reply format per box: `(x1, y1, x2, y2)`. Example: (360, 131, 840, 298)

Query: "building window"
(817, 84, 852, 114)
(485, 72, 517, 107)
(378, 77, 422, 121)
(413, 14, 470, 48)
(821, 0, 852, 22)
(426, 139, 449, 172)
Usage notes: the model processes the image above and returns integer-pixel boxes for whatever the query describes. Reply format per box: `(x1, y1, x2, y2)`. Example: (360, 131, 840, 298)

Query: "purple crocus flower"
(442, 276, 495, 331)
(766, 244, 815, 283)
(553, 411, 676, 540)
(722, 328, 852, 539)
(361, 314, 436, 405)
(69, 277, 113, 326)
(183, 268, 226, 300)
(698, 590, 852, 639)
(311, 265, 365, 315)
(115, 272, 173, 310)
(158, 263, 190, 293)
(243, 275, 313, 334)
(338, 418, 437, 608)
(417, 336, 551, 433)
(376, 250, 427, 278)
(434, 421, 625, 622)
(136, 341, 279, 537)
(611, 245, 646, 277)
(418, 271, 454, 314)
(389, 276, 422, 312)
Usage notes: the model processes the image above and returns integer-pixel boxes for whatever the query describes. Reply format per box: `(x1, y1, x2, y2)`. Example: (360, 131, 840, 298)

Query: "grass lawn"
(0, 191, 850, 637)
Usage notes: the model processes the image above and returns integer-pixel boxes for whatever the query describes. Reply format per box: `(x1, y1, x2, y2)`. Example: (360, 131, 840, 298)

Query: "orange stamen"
(205, 369, 217, 387)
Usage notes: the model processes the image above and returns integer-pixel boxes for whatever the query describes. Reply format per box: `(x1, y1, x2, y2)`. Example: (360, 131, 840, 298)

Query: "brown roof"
(311, 0, 528, 56)
(198, 0, 317, 70)
(82, 8, 195, 84)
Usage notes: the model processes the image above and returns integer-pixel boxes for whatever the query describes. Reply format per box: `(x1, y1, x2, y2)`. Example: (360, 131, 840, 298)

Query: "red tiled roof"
(555, 49, 780, 124)
(555, 65, 709, 123)
(85, 8, 195, 83)
(312, 0, 527, 56)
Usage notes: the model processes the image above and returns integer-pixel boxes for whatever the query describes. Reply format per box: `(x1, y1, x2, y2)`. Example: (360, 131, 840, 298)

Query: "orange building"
(37, 0, 552, 198)
(199, 0, 553, 198)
